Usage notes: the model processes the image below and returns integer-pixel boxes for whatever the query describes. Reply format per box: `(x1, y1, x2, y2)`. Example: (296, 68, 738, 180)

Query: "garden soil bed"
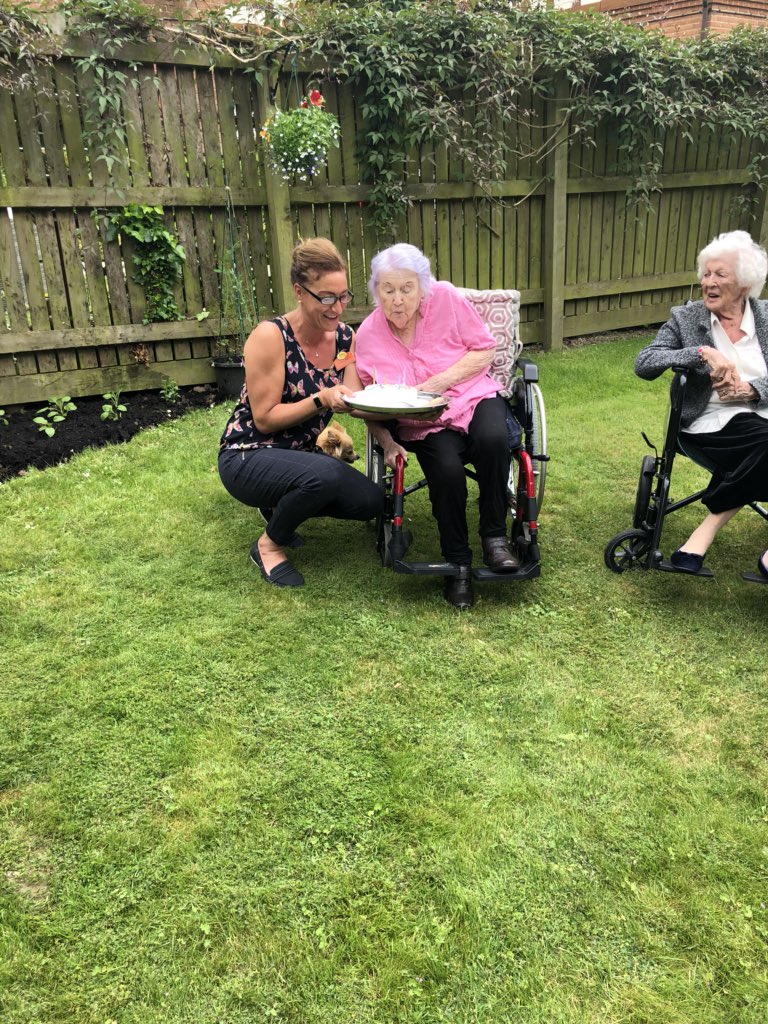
(0, 385, 221, 483)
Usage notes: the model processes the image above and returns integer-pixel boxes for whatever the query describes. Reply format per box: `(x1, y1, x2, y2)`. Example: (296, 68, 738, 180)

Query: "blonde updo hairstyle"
(290, 238, 346, 286)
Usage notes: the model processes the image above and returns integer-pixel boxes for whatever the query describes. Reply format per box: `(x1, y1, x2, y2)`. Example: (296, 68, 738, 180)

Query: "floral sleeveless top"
(219, 316, 354, 452)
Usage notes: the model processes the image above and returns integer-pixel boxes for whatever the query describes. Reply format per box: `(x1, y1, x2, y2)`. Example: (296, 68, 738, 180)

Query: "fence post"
(542, 81, 568, 351)
(257, 70, 295, 314)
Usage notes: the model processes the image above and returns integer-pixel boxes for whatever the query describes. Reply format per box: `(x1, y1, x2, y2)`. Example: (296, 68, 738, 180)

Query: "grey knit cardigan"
(634, 298, 768, 428)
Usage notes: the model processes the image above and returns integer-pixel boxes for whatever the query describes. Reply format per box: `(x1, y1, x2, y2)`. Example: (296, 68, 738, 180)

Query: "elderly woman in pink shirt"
(355, 243, 519, 609)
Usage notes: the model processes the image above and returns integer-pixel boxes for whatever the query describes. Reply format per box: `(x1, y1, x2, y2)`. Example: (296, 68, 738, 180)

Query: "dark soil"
(0, 385, 221, 483)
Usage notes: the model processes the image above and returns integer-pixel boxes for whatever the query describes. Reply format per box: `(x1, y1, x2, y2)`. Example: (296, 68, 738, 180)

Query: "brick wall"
(138, 0, 225, 19)
(587, 0, 768, 36)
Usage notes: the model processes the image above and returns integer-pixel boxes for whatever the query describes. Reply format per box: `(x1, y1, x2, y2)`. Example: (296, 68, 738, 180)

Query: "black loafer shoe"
(444, 566, 474, 609)
(482, 536, 521, 572)
(250, 542, 304, 587)
(670, 548, 705, 574)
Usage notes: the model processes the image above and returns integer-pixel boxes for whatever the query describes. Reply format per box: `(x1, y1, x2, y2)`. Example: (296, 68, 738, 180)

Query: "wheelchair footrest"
(741, 572, 768, 585)
(393, 560, 458, 576)
(473, 563, 541, 582)
(393, 561, 460, 577)
(392, 559, 541, 580)
(656, 561, 715, 578)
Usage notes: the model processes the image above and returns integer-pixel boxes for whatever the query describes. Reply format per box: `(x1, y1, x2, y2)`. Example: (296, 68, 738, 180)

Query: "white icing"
(356, 383, 424, 408)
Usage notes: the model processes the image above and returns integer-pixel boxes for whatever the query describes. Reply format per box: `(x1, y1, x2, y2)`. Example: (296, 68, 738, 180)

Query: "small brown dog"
(316, 423, 359, 463)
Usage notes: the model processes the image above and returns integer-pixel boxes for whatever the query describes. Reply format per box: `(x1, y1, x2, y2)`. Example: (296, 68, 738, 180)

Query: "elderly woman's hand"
(713, 375, 759, 402)
(698, 346, 736, 381)
(383, 437, 408, 469)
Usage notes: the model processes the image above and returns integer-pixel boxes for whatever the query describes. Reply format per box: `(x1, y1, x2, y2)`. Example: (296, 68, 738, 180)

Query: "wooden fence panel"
(1, 42, 767, 404)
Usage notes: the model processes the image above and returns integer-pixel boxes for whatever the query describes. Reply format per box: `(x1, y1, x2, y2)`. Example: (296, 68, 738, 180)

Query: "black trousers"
(681, 412, 768, 513)
(401, 396, 510, 565)
(218, 446, 383, 547)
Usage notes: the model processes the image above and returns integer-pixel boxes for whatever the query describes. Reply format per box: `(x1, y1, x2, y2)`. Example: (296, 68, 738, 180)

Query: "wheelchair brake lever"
(641, 431, 658, 459)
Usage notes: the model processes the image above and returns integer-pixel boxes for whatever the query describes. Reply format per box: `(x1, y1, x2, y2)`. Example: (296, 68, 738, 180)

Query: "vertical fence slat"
(338, 86, 366, 302)
(45, 68, 127, 366)
(542, 85, 567, 350)
(0, 90, 50, 382)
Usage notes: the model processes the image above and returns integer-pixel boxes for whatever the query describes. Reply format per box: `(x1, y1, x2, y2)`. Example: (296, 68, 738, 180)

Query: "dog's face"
(317, 424, 358, 464)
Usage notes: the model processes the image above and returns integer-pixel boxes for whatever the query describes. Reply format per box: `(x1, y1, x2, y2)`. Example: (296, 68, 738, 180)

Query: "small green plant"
(160, 379, 180, 404)
(33, 396, 77, 437)
(104, 206, 185, 323)
(0, 408, 8, 426)
(101, 391, 127, 421)
(260, 91, 340, 183)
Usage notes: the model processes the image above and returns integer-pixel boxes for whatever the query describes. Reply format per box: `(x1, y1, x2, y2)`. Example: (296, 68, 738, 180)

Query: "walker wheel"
(633, 455, 656, 529)
(604, 529, 650, 574)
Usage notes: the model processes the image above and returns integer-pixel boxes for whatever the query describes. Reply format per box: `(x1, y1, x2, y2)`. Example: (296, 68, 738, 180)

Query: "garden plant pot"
(211, 357, 245, 398)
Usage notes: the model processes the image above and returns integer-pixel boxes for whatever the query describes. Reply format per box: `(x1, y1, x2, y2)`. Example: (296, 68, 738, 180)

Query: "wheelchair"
(604, 367, 768, 583)
(365, 288, 548, 585)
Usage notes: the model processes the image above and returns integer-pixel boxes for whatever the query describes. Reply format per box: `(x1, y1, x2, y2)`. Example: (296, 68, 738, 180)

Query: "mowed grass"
(1, 337, 767, 1024)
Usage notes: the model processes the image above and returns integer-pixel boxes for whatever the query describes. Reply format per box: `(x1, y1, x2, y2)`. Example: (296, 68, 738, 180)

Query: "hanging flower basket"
(260, 91, 340, 183)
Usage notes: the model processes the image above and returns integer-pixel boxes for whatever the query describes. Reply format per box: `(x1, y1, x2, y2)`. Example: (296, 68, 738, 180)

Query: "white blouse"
(685, 302, 768, 434)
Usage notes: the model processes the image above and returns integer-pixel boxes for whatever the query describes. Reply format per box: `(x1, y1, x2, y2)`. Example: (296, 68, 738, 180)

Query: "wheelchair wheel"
(366, 433, 393, 567)
(510, 383, 547, 516)
(365, 431, 385, 488)
(632, 455, 656, 529)
(530, 383, 547, 515)
(604, 529, 650, 573)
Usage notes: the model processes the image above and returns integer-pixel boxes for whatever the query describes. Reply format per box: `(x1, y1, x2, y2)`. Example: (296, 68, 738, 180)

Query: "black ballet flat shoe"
(443, 566, 474, 610)
(250, 542, 304, 588)
(257, 508, 304, 548)
(670, 549, 706, 574)
(482, 536, 521, 573)
(744, 553, 768, 585)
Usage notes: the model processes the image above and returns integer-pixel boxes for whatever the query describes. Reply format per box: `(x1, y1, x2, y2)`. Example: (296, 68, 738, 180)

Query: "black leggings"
(681, 412, 768, 513)
(402, 396, 511, 565)
(218, 446, 383, 547)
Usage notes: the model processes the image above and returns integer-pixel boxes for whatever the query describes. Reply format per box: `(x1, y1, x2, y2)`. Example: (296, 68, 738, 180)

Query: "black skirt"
(680, 412, 768, 513)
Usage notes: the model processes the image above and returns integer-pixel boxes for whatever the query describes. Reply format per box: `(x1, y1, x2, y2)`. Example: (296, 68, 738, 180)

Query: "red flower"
(300, 100, 308, 108)
(309, 90, 324, 107)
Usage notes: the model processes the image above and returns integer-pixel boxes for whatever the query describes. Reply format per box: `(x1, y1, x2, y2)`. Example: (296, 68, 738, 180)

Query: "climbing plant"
(302, 1, 768, 230)
(57, 0, 158, 177)
(0, 0, 54, 93)
(105, 205, 186, 324)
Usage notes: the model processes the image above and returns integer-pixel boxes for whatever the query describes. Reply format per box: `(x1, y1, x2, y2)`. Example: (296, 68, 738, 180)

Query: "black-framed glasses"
(300, 284, 354, 307)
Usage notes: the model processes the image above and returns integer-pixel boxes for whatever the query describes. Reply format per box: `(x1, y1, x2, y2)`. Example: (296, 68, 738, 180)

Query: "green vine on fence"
(105, 205, 185, 324)
(304, 2, 768, 231)
(57, 0, 158, 178)
(0, 0, 54, 93)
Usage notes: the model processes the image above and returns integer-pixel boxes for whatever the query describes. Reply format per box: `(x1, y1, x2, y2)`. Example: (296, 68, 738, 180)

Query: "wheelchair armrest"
(516, 357, 539, 383)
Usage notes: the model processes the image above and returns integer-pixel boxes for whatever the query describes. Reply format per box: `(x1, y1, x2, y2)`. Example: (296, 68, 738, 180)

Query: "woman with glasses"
(218, 238, 383, 588)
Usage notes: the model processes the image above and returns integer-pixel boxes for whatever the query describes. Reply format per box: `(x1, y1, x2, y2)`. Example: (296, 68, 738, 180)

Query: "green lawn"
(1, 337, 767, 1023)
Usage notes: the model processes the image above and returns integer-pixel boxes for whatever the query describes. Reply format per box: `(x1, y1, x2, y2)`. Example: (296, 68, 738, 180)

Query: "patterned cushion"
(457, 288, 522, 397)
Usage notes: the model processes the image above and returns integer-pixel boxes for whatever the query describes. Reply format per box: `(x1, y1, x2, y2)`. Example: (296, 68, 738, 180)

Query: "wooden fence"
(0, 34, 766, 405)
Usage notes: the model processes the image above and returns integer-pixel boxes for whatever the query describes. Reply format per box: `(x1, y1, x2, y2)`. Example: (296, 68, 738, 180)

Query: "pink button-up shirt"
(355, 281, 499, 441)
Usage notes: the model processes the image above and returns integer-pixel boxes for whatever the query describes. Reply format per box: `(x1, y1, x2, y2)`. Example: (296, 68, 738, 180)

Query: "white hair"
(697, 230, 768, 298)
(368, 243, 436, 304)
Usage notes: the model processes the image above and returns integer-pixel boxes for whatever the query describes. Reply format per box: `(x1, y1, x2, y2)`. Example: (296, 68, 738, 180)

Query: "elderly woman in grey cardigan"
(635, 229, 768, 579)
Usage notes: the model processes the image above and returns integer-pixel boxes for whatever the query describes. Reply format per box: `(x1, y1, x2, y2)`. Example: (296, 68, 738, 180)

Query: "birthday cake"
(357, 383, 423, 408)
